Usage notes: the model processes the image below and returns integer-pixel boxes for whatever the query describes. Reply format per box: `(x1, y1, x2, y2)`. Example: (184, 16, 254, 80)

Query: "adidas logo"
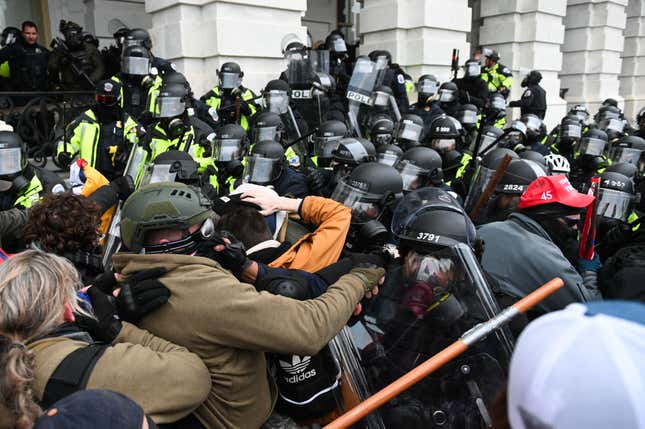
(279, 355, 311, 375)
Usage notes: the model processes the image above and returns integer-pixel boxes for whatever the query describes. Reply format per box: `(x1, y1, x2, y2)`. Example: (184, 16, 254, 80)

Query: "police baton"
(324, 277, 565, 429)
(469, 154, 513, 220)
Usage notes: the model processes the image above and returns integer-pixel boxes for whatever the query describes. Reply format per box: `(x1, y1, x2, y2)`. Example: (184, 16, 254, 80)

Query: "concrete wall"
(620, 0, 645, 121)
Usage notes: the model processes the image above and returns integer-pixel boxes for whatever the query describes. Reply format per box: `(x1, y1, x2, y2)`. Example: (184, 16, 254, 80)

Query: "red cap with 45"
(518, 174, 595, 210)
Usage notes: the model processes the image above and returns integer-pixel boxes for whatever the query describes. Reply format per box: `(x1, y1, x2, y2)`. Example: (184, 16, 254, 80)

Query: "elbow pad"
(257, 266, 312, 300)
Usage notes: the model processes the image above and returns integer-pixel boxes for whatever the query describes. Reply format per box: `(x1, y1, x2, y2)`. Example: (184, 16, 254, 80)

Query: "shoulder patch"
(397, 74, 405, 84)
(523, 90, 532, 97)
(502, 67, 511, 74)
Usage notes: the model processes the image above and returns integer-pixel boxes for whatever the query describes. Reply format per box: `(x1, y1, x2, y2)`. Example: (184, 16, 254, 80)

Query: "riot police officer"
(395, 146, 444, 193)
(481, 49, 513, 98)
(56, 80, 143, 181)
(111, 45, 157, 119)
(369, 115, 395, 147)
(242, 140, 309, 197)
(123, 28, 176, 76)
(201, 62, 258, 131)
(211, 123, 248, 195)
(482, 93, 507, 129)
(409, 74, 444, 136)
(453, 59, 489, 109)
(331, 162, 403, 252)
(436, 82, 462, 118)
(0, 21, 49, 99)
(48, 20, 104, 90)
(0, 26, 20, 89)
(509, 70, 547, 119)
(100, 27, 129, 79)
(325, 32, 351, 99)
(394, 114, 424, 150)
(570, 128, 610, 192)
(368, 50, 409, 111)
(0, 131, 63, 211)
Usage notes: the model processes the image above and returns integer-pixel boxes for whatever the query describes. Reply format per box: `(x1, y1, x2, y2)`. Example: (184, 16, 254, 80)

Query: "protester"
(0, 250, 210, 426)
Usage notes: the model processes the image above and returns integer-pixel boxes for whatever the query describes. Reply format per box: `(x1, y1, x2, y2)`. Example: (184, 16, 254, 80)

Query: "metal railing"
(0, 91, 95, 167)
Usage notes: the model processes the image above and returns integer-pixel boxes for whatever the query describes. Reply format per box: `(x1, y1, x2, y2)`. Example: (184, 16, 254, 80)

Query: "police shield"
(344, 243, 513, 428)
(311, 49, 330, 74)
(347, 57, 380, 137)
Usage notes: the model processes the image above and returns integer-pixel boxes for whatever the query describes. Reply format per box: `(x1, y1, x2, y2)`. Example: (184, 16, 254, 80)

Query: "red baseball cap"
(518, 174, 595, 210)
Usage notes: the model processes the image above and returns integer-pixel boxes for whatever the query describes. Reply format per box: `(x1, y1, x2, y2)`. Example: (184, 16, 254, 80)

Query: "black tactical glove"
(117, 268, 170, 324)
(605, 221, 632, 247)
(86, 285, 122, 343)
(90, 269, 118, 293)
(110, 175, 135, 201)
(195, 232, 253, 278)
(306, 167, 326, 196)
(56, 151, 73, 169)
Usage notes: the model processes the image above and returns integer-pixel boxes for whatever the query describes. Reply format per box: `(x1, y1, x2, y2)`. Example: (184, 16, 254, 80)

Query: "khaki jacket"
(270, 196, 351, 272)
(113, 253, 365, 429)
(28, 322, 210, 424)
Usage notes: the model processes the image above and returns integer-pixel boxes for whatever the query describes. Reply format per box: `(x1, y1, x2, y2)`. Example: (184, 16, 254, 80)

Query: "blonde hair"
(0, 250, 86, 428)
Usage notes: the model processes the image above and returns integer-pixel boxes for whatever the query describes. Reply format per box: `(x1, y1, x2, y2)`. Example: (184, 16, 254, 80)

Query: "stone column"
(479, 0, 568, 128)
(619, 0, 645, 122)
(359, 0, 472, 82)
(560, 0, 628, 114)
(145, 0, 308, 97)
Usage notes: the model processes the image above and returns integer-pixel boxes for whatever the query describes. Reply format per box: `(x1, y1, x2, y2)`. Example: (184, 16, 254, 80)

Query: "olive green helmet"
(120, 182, 213, 252)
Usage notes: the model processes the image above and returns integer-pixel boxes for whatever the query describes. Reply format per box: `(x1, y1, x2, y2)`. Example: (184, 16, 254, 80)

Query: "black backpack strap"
(41, 343, 107, 408)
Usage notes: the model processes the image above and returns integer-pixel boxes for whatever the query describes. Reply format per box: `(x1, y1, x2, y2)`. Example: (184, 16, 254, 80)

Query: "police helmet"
(463, 59, 481, 78)
(495, 159, 547, 195)
(605, 162, 638, 181)
(485, 50, 500, 61)
(0, 131, 28, 191)
(250, 110, 284, 143)
(124, 28, 152, 50)
(371, 85, 393, 108)
(376, 144, 404, 167)
(243, 140, 284, 185)
(314, 120, 347, 163)
(153, 150, 200, 184)
(437, 82, 458, 103)
(1, 27, 20, 47)
(396, 146, 443, 191)
(457, 104, 479, 129)
(597, 171, 636, 222)
(486, 93, 507, 112)
(154, 82, 189, 118)
(332, 137, 375, 166)
(395, 114, 424, 148)
(417, 74, 439, 100)
(609, 135, 645, 173)
(331, 162, 403, 224)
(94, 79, 122, 106)
(520, 113, 543, 139)
(325, 33, 347, 54)
(519, 150, 547, 168)
(482, 148, 520, 169)
(121, 45, 151, 76)
(576, 128, 608, 157)
(570, 104, 590, 124)
(218, 62, 243, 89)
(478, 126, 504, 152)
(215, 124, 248, 162)
(264, 79, 290, 114)
(428, 114, 464, 153)
(370, 116, 395, 146)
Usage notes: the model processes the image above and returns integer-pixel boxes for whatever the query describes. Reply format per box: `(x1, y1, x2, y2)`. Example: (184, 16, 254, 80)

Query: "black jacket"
(509, 83, 547, 119)
(453, 76, 489, 109)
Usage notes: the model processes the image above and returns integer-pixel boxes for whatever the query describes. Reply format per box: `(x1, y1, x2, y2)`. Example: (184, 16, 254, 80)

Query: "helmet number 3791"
(417, 233, 441, 243)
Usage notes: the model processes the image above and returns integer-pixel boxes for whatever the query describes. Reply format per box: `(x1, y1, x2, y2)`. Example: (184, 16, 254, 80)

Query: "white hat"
(508, 301, 645, 429)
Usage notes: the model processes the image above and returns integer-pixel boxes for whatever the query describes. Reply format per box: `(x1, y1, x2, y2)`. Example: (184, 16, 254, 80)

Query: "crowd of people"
(0, 21, 644, 429)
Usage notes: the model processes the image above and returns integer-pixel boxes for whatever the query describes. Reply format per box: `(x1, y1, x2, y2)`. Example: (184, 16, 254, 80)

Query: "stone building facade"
(2, 0, 644, 127)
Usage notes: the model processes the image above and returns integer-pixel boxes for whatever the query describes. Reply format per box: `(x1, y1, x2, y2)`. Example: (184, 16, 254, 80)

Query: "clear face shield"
(573, 110, 589, 124)
(154, 96, 186, 118)
(121, 56, 150, 76)
(490, 97, 506, 111)
(219, 72, 241, 89)
(609, 147, 645, 168)
(464, 164, 495, 213)
(396, 122, 423, 143)
(340, 241, 512, 426)
(438, 89, 457, 103)
(479, 132, 499, 153)
(0, 147, 24, 176)
(523, 116, 542, 135)
(577, 137, 606, 156)
(377, 151, 401, 167)
(371, 91, 391, 108)
(430, 138, 457, 153)
(397, 161, 430, 192)
(330, 179, 384, 224)
(252, 126, 280, 144)
(465, 63, 481, 77)
(561, 123, 582, 140)
(243, 155, 282, 185)
(601, 118, 625, 135)
(2, 33, 16, 47)
(265, 90, 289, 114)
(459, 110, 478, 127)
(417, 79, 438, 98)
(214, 138, 243, 162)
(332, 38, 347, 53)
(314, 135, 342, 160)
(596, 188, 634, 222)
